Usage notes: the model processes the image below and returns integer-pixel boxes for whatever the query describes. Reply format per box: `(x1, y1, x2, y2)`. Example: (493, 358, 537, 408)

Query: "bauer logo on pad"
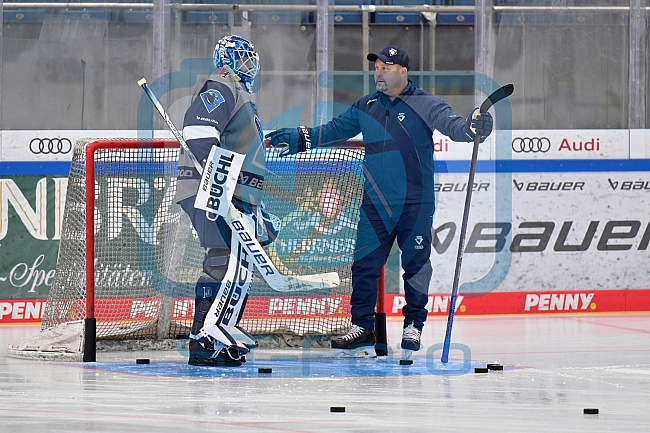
(200, 89, 225, 113)
(194, 147, 244, 218)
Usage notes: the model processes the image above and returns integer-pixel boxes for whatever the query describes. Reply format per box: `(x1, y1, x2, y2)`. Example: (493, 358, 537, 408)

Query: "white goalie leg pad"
(230, 325, 259, 349)
(199, 229, 254, 353)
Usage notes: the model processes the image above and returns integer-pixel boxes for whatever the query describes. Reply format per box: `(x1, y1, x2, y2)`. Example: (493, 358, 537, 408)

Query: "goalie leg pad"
(198, 228, 254, 352)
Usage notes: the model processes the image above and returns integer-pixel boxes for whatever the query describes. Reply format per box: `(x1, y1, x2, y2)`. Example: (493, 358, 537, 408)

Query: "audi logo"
(30, 137, 72, 154)
(512, 137, 551, 153)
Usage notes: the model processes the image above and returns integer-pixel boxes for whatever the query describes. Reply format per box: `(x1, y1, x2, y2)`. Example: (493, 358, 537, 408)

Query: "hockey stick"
(138, 78, 340, 291)
(441, 84, 514, 364)
(138, 78, 204, 174)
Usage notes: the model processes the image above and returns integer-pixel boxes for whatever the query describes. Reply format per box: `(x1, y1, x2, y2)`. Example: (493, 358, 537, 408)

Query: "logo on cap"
(389, 48, 397, 56)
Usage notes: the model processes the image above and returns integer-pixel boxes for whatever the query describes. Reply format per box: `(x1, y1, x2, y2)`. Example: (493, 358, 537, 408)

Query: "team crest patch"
(200, 89, 225, 113)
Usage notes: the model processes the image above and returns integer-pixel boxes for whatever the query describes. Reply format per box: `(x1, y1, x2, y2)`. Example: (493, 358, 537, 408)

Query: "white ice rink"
(2, 314, 650, 432)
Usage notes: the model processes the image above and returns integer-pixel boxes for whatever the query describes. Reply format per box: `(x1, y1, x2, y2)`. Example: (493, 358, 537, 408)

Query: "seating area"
(3, 0, 477, 25)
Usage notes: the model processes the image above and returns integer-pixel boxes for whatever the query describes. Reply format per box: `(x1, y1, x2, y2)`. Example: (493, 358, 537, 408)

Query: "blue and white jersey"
(175, 72, 265, 209)
(309, 82, 472, 205)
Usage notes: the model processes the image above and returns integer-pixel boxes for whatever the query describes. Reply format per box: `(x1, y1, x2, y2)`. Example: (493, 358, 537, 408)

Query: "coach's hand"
(265, 126, 312, 157)
(467, 108, 493, 140)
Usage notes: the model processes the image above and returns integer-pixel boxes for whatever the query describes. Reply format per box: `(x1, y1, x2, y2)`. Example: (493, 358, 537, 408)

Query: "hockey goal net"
(9, 138, 366, 360)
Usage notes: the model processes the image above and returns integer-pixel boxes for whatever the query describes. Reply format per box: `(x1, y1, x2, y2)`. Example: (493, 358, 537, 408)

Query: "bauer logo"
(434, 182, 490, 193)
(607, 178, 650, 191)
(200, 89, 225, 113)
(512, 179, 585, 192)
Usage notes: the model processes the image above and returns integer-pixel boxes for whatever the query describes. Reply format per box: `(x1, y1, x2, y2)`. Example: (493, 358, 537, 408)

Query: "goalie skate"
(188, 339, 246, 367)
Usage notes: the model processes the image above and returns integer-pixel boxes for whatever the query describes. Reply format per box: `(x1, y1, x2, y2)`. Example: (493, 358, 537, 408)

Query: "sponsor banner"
(430, 130, 630, 160)
(3, 290, 650, 324)
(429, 170, 650, 295)
(431, 130, 494, 160)
(0, 176, 63, 299)
(0, 295, 352, 324)
(386, 289, 650, 316)
(1, 130, 174, 162)
(508, 130, 628, 160)
(0, 129, 639, 162)
(2, 131, 650, 317)
(0, 300, 47, 323)
(171, 295, 351, 320)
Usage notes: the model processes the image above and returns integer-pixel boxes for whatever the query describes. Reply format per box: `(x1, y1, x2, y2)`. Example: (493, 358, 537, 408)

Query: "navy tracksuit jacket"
(309, 82, 474, 331)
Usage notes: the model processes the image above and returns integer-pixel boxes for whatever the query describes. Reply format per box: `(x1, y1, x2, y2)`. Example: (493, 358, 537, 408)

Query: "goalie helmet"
(213, 35, 260, 93)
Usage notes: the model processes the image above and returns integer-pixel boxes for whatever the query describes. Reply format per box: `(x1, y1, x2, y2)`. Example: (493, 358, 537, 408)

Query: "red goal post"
(8, 137, 389, 361)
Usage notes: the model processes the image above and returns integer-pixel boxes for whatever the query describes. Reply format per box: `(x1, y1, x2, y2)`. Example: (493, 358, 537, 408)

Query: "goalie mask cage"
(9, 138, 367, 361)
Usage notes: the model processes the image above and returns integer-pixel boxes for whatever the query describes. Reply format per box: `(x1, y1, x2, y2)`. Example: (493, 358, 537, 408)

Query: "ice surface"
(2, 314, 650, 432)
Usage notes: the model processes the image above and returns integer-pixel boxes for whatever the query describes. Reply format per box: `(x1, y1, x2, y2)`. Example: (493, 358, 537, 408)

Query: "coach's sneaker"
(188, 339, 244, 367)
(331, 325, 376, 357)
(401, 323, 422, 352)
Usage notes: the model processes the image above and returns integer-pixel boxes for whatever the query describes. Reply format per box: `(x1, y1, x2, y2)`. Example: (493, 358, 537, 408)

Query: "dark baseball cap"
(367, 45, 410, 70)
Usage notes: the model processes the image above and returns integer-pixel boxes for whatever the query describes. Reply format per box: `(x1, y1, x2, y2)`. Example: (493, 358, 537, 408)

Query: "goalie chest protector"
(176, 72, 266, 209)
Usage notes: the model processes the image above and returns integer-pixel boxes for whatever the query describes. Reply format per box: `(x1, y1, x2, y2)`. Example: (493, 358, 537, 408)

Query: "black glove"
(265, 126, 312, 157)
(467, 108, 493, 138)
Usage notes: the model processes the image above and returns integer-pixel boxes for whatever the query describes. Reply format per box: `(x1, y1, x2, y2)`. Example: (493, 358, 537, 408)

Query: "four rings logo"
(512, 137, 551, 153)
(29, 138, 72, 154)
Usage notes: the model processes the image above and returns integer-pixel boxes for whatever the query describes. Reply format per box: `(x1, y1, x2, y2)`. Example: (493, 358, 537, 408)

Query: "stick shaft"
(138, 78, 204, 174)
(441, 133, 480, 364)
(440, 84, 514, 364)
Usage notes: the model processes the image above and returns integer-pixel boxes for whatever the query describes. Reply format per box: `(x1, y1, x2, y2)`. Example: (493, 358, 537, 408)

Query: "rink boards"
(1, 129, 650, 324)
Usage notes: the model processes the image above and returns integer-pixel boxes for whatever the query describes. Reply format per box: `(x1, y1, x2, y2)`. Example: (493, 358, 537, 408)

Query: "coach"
(266, 45, 494, 355)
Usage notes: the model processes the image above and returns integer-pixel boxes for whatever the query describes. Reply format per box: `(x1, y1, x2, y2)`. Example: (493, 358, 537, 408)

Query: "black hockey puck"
(135, 358, 150, 364)
(584, 408, 599, 415)
(487, 363, 503, 371)
(258, 367, 272, 374)
(474, 367, 489, 373)
(399, 359, 413, 365)
(330, 406, 345, 413)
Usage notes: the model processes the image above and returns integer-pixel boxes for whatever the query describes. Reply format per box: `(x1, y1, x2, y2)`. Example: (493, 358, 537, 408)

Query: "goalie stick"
(441, 84, 514, 364)
(138, 78, 340, 292)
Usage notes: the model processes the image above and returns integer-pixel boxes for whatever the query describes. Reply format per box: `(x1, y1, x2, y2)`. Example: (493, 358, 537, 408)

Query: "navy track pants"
(351, 199, 434, 331)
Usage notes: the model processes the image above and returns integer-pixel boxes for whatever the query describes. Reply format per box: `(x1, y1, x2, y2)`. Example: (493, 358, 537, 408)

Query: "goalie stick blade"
(479, 84, 515, 114)
(226, 207, 341, 293)
(280, 271, 340, 292)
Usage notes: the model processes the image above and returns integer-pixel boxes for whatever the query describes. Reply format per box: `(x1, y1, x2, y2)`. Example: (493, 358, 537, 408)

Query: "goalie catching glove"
(463, 108, 493, 141)
(265, 126, 312, 156)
